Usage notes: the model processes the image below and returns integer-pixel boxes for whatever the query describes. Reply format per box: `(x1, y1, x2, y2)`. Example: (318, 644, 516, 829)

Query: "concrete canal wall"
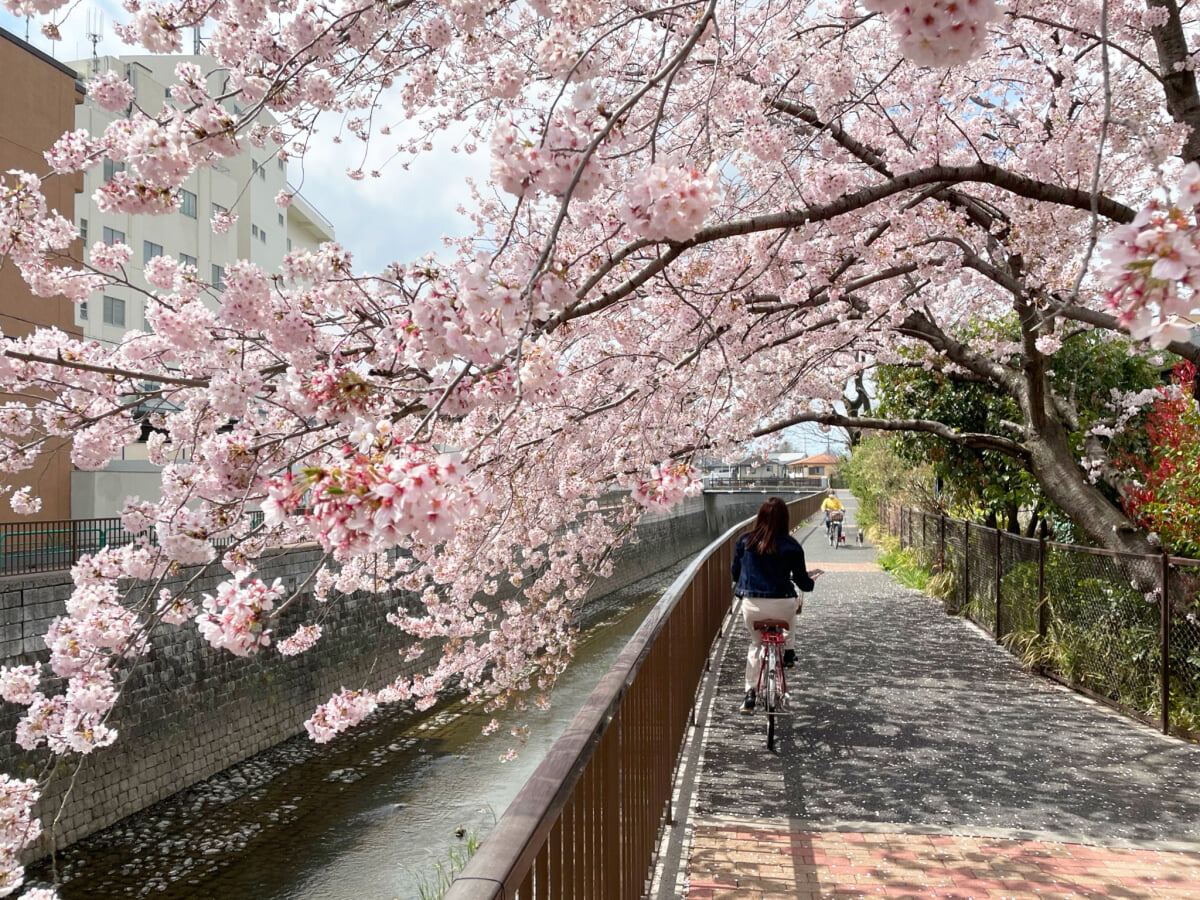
(0, 490, 806, 853)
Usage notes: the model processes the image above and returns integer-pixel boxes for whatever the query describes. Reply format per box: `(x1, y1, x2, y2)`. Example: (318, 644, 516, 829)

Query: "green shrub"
(877, 537, 932, 590)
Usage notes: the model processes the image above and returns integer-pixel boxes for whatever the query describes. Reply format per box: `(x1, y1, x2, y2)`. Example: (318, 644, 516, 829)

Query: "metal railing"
(703, 478, 826, 490)
(881, 503, 1200, 741)
(443, 491, 825, 900)
(0, 512, 268, 578)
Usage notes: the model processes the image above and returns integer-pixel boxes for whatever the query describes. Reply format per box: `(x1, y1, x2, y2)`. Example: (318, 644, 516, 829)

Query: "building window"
(179, 189, 197, 219)
(80, 218, 88, 243)
(103, 158, 125, 183)
(212, 202, 228, 219)
(277, 158, 284, 172)
(178, 253, 197, 269)
(102, 226, 125, 245)
(251, 159, 259, 175)
(252, 224, 259, 239)
(278, 213, 284, 226)
(102, 296, 125, 327)
(143, 241, 163, 265)
(212, 264, 226, 290)
(286, 238, 292, 252)
(260, 229, 266, 244)
(258, 166, 266, 181)
(79, 302, 88, 320)
(810, 466, 823, 476)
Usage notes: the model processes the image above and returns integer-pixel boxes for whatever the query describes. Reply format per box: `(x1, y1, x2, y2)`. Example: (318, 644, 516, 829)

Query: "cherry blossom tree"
(1, 0, 1200, 892)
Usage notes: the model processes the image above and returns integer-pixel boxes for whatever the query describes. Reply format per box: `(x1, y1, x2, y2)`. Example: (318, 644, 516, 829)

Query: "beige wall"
(0, 30, 83, 523)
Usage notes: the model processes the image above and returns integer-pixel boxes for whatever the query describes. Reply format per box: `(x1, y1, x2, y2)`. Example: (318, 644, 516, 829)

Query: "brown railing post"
(1161, 552, 1171, 735)
(995, 526, 1003, 640)
(1037, 530, 1047, 641)
(962, 523, 971, 615)
(938, 514, 946, 573)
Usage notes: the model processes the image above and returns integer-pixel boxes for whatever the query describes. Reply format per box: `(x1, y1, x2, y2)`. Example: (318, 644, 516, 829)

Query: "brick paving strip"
(686, 821, 1200, 899)
(658, 495, 1200, 900)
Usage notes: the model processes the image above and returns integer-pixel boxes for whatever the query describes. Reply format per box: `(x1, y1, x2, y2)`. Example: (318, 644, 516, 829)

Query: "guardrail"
(0, 512, 267, 578)
(881, 502, 1200, 741)
(443, 490, 825, 900)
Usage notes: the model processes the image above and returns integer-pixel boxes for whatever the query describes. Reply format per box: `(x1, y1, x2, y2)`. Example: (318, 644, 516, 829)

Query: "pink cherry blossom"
(1, 2, 1200, 889)
(278, 624, 323, 656)
(305, 688, 377, 743)
(196, 573, 280, 657)
(621, 163, 719, 242)
(86, 71, 136, 113)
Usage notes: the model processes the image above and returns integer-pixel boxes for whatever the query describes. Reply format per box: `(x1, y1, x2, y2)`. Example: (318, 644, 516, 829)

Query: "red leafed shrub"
(1123, 362, 1200, 557)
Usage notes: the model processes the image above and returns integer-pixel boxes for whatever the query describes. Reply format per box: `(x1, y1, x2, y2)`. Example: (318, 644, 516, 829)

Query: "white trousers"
(739, 596, 800, 691)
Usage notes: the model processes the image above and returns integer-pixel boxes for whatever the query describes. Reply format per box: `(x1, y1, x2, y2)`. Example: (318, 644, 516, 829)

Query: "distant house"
(786, 453, 841, 482)
(696, 453, 804, 484)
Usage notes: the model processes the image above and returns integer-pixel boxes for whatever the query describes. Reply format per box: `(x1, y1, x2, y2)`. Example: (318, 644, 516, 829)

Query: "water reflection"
(34, 565, 681, 900)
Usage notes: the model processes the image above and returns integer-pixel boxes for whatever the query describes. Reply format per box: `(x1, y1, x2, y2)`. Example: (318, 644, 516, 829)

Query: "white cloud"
(292, 122, 487, 274)
(2, 9, 490, 277)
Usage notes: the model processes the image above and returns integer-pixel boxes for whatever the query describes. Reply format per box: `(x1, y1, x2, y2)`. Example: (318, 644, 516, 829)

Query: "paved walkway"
(656, 493, 1200, 899)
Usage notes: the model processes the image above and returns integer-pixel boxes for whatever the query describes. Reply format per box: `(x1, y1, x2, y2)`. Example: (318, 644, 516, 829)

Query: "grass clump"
(876, 535, 932, 590)
(416, 828, 482, 900)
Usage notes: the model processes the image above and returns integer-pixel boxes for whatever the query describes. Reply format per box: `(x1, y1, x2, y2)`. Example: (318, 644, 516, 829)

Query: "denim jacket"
(731, 533, 815, 598)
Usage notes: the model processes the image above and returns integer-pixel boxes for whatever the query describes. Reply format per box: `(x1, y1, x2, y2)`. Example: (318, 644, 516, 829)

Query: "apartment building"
(66, 53, 337, 517)
(0, 28, 85, 523)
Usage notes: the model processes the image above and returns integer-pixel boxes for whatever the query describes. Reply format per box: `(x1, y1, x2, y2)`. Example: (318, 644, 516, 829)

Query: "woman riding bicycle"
(731, 498, 822, 713)
(821, 489, 844, 533)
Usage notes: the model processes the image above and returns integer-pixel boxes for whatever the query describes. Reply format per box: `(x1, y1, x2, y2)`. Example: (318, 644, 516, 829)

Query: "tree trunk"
(1024, 415, 1155, 557)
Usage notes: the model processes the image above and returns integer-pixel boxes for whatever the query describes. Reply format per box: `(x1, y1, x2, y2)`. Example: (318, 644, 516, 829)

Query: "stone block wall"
(0, 489, 810, 853)
(0, 546, 433, 854)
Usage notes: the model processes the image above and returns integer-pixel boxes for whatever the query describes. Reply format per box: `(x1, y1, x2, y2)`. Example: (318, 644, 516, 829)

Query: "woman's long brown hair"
(746, 497, 790, 555)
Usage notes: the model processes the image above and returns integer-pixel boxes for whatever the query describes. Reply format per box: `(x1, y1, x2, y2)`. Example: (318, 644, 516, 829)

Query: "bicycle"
(751, 618, 789, 750)
(827, 510, 844, 548)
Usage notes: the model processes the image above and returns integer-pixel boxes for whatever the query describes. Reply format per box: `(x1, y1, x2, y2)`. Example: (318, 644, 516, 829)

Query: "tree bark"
(1148, 0, 1200, 163)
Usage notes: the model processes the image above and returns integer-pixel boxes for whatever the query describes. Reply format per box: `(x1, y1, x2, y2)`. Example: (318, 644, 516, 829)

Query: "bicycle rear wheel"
(764, 647, 778, 750)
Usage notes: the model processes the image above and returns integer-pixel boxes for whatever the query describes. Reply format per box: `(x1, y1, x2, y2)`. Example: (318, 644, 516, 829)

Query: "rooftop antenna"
(85, 7, 104, 71)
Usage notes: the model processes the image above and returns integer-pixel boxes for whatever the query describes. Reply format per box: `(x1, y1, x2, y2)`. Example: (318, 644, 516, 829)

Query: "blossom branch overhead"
(0, 0, 1199, 892)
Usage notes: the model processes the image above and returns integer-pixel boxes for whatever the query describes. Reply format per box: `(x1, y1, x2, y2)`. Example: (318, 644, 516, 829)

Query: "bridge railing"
(442, 491, 825, 900)
(880, 502, 1200, 741)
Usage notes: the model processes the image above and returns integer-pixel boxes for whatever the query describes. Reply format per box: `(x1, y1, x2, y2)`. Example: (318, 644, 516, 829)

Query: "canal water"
(31, 563, 685, 900)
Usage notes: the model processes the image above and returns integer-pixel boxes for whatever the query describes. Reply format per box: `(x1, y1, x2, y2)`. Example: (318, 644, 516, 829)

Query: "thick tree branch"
(753, 411, 1033, 461)
(1054, 304, 1200, 365)
(554, 162, 1136, 327)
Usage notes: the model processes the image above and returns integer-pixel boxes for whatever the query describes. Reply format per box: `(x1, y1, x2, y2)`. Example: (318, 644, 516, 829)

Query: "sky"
(0, 4, 485, 273)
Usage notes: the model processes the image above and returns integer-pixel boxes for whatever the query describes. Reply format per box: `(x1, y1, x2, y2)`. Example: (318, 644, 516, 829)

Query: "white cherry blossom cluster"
(264, 445, 481, 558)
(278, 624, 323, 656)
(621, 163, 719, 242)
(195, 573, 282, 657)
(304, 688, 378, 743)
(862, 0, 1000, 67)
(8, 488, 39, 516)
(490, 106, 607, 200)
(1099, 163, 1200, 349)
(629, 462, 703, 512)
(0, 775, 40, 897)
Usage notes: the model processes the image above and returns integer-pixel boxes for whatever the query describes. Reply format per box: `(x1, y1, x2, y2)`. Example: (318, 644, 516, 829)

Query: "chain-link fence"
(884, 503, 1200, 741)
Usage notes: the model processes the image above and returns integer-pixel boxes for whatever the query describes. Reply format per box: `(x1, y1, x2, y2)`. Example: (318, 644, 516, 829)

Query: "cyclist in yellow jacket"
(821, 489, 844, 532)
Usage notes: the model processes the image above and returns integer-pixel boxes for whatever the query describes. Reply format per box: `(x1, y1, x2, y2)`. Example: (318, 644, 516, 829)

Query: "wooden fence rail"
(443, 492, 825, 899)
